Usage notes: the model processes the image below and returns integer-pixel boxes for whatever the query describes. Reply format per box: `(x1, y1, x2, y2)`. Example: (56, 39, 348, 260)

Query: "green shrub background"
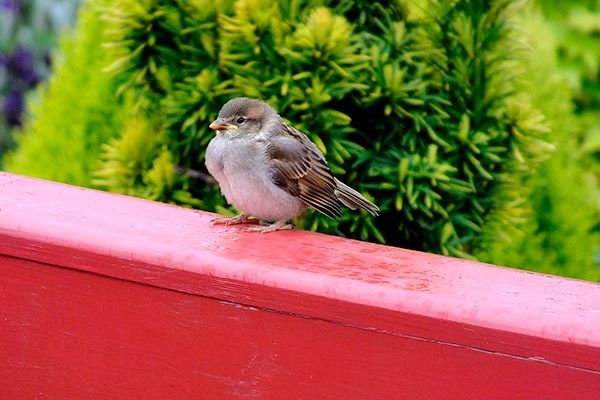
(3, 0, 599, 281)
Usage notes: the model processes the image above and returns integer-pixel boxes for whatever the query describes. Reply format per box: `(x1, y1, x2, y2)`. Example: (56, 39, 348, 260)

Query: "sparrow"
(205, 97, 379, 233)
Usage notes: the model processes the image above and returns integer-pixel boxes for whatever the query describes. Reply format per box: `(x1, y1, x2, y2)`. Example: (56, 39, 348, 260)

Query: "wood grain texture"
(1, 172, 599, 399)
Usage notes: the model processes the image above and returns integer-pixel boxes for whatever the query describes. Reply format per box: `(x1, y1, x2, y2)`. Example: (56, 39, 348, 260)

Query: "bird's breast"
(205, 135, 305, 220)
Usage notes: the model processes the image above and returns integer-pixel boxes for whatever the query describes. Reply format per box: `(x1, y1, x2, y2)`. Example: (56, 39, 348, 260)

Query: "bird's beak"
(209, 119, 238, 131)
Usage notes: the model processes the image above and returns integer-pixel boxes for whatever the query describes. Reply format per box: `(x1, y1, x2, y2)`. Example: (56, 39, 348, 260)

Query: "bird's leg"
(211, 213, 254, 225)
(243, 219, 293, 233)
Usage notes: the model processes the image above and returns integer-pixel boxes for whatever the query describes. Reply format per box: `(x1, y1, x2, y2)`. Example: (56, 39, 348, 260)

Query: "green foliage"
(475, 4, 600, 281)
(5, 0, 597, 280)
(538, 1, 600, 206)
(359, 0, 552, 256)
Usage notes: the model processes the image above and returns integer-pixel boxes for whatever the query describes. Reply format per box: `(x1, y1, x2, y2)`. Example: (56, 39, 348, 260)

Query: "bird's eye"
(236, 117, 246, 124)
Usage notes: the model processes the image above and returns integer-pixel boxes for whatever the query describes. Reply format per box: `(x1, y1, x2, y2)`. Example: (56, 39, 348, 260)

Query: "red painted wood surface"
(1, 172, 599, 399)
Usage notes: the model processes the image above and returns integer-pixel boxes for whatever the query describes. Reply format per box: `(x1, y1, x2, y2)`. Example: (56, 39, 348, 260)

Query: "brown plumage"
(205, 97, 378, 232)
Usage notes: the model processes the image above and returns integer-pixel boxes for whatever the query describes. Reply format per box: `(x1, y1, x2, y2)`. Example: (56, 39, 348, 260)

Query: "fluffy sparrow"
(205, 97, 379, 233)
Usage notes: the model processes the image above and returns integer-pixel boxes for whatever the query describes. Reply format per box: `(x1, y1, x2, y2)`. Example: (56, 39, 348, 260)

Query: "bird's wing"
(262, 123, 343, 219)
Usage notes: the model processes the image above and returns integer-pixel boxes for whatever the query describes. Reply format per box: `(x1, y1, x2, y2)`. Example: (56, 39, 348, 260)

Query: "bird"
(205, 97, 379, 233)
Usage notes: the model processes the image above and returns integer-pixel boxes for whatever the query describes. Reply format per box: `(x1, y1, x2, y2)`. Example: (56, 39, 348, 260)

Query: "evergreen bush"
(4, 0, 598, 280)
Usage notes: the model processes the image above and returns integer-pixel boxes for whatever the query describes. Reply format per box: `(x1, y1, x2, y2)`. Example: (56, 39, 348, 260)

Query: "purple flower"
(0, 0, 20, 14)
(4, 89, 24, 127)
(3, 47, 40, 87)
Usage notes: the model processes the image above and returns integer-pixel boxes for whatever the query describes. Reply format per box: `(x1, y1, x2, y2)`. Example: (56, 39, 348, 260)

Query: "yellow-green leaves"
(233, 0, 282, 33)
(93, 117, 161, 194)
(293, 8, 353, 60)
(144, 147, 176, 199)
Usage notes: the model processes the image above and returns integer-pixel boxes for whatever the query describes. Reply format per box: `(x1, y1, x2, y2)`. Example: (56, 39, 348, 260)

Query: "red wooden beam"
(1, 171, 599, 399)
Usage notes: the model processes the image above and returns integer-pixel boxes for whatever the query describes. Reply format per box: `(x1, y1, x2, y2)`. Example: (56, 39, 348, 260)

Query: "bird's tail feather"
(334, 179, 379, 216)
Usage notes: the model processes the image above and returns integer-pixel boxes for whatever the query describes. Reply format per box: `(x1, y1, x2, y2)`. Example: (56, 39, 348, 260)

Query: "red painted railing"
(1, 171, 599, 399)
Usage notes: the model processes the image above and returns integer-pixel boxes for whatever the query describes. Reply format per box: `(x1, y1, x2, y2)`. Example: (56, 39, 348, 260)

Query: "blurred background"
(0, 0, 82, 151)
(1, 0, 599, 281)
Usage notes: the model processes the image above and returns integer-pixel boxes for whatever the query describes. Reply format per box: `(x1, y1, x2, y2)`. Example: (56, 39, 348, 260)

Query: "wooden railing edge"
(2, 171, 600, 398)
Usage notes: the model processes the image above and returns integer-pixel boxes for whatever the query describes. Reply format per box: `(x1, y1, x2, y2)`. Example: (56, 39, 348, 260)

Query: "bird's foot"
(243, 220, 293, 233)
(211, 213, 254, 226)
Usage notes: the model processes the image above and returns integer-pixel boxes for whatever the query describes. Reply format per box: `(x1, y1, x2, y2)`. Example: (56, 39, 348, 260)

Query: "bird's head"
(209, 97, 278, 138)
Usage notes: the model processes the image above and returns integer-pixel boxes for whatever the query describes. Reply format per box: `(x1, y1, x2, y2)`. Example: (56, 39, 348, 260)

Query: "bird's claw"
(243, 221, 293, 233)
(211, 214, 253, 225)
